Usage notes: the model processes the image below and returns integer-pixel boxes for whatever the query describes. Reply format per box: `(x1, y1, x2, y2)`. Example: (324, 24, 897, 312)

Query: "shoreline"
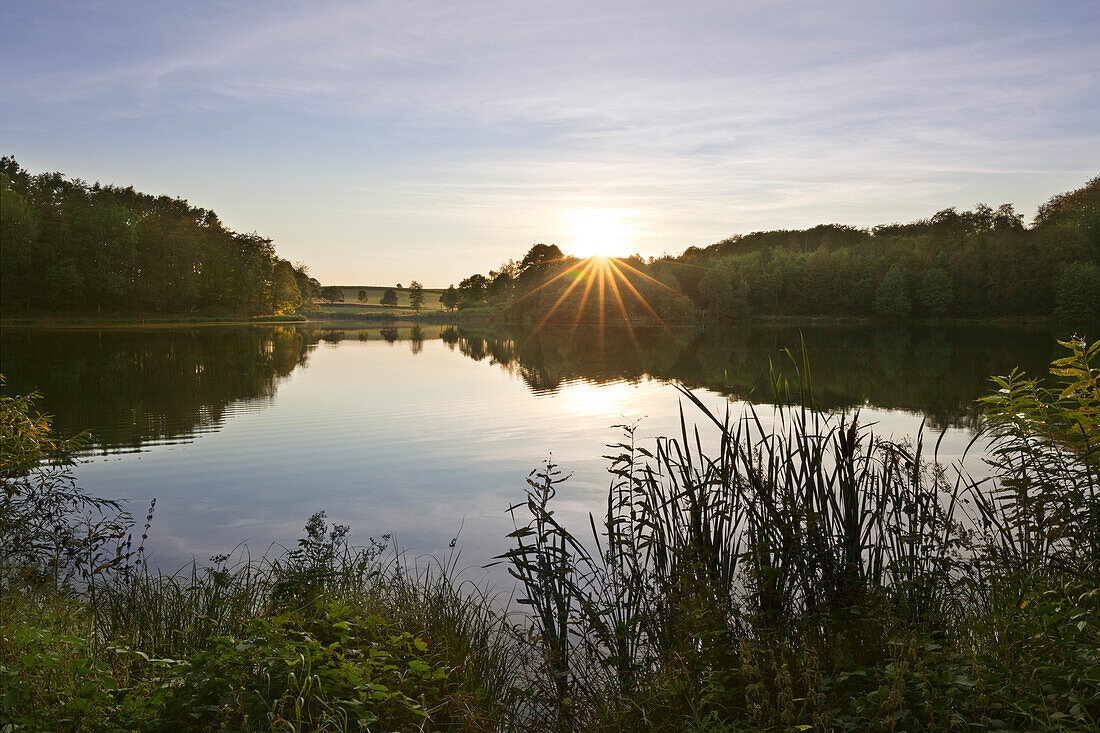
(1, 312, 1058, 330)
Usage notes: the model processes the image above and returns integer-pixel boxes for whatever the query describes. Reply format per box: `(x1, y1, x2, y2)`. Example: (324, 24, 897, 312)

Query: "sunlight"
(558, 379, 636, 418)
(564, 208, 635, 259)
(515, 251, 680, 355)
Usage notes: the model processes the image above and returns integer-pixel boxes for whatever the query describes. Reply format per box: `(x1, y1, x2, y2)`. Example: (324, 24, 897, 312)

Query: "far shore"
(1, 310, 1058, 331)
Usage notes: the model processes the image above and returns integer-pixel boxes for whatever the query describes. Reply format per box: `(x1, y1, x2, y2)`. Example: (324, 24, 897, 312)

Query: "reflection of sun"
(565, 208, 634, 259)
(559, 379, 634, 417)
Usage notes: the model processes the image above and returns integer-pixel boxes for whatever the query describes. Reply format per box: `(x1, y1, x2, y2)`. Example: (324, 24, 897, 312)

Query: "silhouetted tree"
(271, 260, 302, 314)
(458, 274, 489, 302)
(321, 286, 344, 304)
(442, 286, 459, 311)
(380, 288, 398, 307)
(408, 281, 424, 312)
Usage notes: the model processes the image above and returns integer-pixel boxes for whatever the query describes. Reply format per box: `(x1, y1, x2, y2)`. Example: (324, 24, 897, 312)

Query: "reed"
(500, 340, 1099, 729)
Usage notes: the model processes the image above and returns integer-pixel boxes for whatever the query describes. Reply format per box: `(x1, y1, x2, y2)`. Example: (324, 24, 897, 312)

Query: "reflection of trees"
(441, 323, 1058, 429)
(408, 325, 424, 355)
(0, 326, 320, 450)
(1, 322, 1058, 453)
(0, 324, 452, 452)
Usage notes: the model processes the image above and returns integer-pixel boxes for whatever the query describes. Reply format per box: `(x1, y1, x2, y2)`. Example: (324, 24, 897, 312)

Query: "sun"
(565, 208, 635, 259)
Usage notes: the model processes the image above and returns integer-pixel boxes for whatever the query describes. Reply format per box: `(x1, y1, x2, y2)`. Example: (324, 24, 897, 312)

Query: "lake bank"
(3, 336, 1097, 731)
(1, 309, 1063, 330)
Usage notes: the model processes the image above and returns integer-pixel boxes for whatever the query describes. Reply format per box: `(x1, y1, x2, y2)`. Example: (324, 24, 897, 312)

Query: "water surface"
(0, 322, 1059, 573)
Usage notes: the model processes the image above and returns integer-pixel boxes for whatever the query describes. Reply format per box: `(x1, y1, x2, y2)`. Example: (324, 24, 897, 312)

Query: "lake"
(0, 322, 1061, 577)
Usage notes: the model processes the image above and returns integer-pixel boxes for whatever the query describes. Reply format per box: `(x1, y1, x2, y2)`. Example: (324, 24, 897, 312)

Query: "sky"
(2, 1, 1098, 286)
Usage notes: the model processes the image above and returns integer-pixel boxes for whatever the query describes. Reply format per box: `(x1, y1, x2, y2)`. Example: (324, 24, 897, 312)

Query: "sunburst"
(519, 256, 682, 358)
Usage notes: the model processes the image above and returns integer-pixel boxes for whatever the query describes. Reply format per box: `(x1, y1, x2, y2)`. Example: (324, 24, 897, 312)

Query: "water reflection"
(1, 322, 1059, 453)
(0, 321, 1062, 572)
(437, 322, 1058, 429)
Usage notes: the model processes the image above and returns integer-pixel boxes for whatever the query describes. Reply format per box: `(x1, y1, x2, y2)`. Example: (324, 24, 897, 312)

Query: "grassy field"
(325, 285, 448, 310)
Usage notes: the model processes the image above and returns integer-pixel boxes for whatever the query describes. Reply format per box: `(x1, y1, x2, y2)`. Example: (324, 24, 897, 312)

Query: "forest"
(0, 157, 318, 316)
(4, 157, 1097, 324)
(452, 176, 1100, 323)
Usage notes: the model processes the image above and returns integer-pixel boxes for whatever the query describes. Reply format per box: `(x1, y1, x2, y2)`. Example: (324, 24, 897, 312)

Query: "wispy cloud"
(2, 0, 1097, 283)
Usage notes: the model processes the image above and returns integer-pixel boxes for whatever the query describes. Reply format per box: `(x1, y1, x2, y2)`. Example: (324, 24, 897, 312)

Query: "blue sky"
(2, 0, 1098, 285)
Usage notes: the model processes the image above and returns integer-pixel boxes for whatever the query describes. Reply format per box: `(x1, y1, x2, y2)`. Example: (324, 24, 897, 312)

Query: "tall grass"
(500, 340, 1100, 730)
(2, 508, 519, 731)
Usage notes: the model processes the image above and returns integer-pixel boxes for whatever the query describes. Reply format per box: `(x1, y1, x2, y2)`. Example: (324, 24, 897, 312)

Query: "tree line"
(677, 177, 1100, 322)
(446, 243, 698, 324)
(447, 176, 1099, 323)
(1, 157, 318, 316)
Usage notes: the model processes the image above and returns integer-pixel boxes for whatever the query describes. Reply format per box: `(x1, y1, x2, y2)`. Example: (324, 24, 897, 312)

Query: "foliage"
(1054, 262, 1100, 323)
(441, 285, 459, 311)
(380, 288, 398, 307)
(498, 339, 1100, 730)
(320, 286, 345, 304)
(675, 177, 1097, 319)
(1, 381, 133, 592)
(873, 263, 912, 319)
(408, 280, 425, 312)
(0, 157, 311, 316)
(1, 510, 515, 731)
(916, 266, 953, 317)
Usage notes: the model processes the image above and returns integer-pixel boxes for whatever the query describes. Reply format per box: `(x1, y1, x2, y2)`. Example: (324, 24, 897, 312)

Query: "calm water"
(1, 322, 1060, 574)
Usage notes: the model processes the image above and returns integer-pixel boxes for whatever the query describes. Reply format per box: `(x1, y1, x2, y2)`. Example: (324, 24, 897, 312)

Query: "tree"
(874, 264, 912, 319)
(917, 267, 953, 317)
(295, 269, 321, 307)
(357, 289, 368, 304)
(320, 286, 344, 304)
(408, 281, 424, 312)
(441, 285, 459, 311)
(1055, 262, 1100, 322)
(458, 274, 489, 302)
(519, 243, 564, 275)
(380, 288, 398, 307)
(271, 260, 302, 314)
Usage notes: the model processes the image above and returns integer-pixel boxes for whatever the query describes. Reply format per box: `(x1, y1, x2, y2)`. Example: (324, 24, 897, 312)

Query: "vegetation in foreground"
(1, 338, 1098, 730)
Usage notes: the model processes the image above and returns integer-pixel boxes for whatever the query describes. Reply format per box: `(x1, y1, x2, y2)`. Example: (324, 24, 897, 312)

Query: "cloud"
(2, 0, 1097, 283)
